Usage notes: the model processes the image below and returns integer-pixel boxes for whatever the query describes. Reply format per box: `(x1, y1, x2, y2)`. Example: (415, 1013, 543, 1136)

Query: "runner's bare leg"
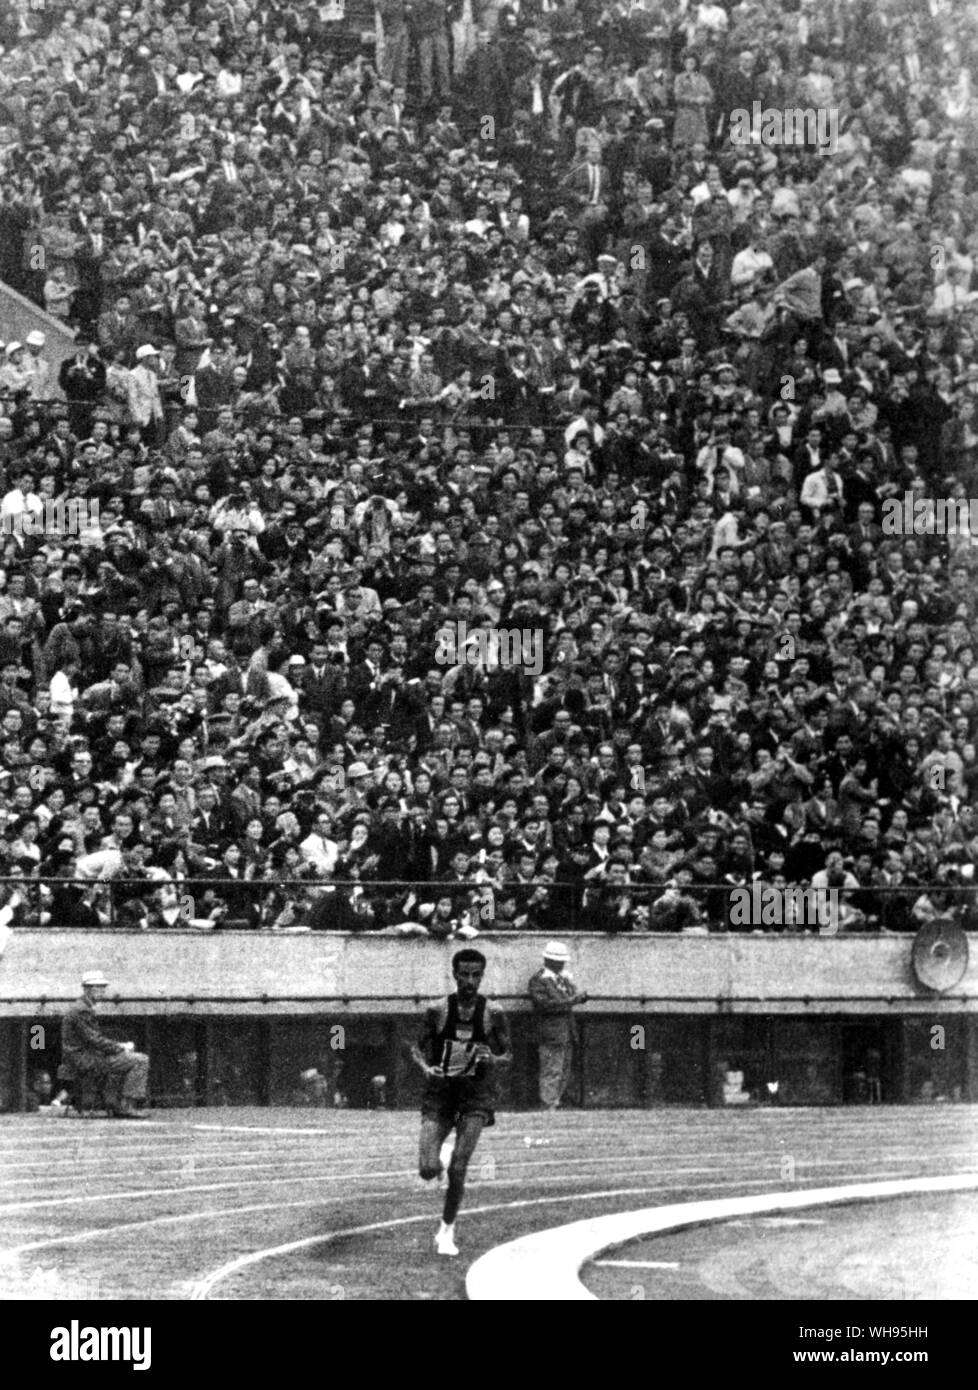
(419, 1116, 452, 1180)
(443, 1113, 484, 1223)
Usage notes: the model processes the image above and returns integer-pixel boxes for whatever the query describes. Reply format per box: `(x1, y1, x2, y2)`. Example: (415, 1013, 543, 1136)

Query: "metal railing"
(4, 875, 975, 935)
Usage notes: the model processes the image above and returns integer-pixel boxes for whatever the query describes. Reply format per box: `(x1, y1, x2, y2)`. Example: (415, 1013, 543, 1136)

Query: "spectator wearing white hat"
(129, 344, 165, 443)
(818, 367, 849, 417)
(22, 331, 51, 401)
(0, 342, 31, 395)
(528, 941, 589, 1111)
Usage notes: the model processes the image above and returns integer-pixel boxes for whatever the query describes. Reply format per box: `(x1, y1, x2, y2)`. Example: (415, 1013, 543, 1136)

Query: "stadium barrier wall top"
(1, 930, 975, 1016)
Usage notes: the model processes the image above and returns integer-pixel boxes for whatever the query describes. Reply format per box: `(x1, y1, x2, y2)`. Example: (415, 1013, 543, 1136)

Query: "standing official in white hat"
(528, 941, 589, 1111)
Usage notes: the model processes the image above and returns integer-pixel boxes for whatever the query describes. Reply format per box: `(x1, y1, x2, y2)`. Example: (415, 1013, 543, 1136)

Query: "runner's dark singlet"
(430, 995, 490, 1077)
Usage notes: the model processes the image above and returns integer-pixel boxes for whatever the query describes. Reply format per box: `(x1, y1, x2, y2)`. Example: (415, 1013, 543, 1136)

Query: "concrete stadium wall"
(5, 932, 976, 1110)
(2, 931, 975, 1017)
(5, 1010, 975, 1112)
(0, 278, 76, 396)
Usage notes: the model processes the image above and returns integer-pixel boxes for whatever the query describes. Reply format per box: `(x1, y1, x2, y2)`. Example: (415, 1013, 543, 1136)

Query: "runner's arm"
(408, 1005, 443, 1078)
(481, 1002, 512, 1067)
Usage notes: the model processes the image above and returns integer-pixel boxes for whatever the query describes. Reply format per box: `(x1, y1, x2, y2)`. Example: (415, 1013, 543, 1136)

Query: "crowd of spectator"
(0, 0, 976, 936)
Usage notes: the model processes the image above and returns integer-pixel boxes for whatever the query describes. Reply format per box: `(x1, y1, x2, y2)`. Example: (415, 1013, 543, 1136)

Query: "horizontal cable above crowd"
(3, 876, 973, 897)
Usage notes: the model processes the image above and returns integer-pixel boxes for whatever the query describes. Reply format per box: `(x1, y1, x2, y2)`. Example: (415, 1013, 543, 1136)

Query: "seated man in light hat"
(61, 971, 150, 1118)
(528, 941, 589, 1111)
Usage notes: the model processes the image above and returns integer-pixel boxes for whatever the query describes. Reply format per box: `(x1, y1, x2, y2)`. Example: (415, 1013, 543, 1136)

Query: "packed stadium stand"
(0, 0, 977, 1109)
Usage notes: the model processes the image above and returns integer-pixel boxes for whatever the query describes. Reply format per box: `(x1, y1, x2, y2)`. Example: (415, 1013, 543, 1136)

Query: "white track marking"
(0, 1165, 678, 1215)
(2, 1108, 974, 1148)
(0, 1150, 297, 1174)
(0, 1168, 679, 1213)
(0, 1147, 957, 1210)
(0, 1170, 414, 1213)
(4, 1137, 976, 1168)
(5, 1109, 978, 1298)
(3, 1117, 972, 1150)
(188, 1186, 697, 1300)
(0, 1128, 353, 1149)
(0, 1121, 389, 1147)
(0, 1157, 355, 1190)
(186, 1164, 968, 1300)
(0, 1189, 417, 1261)
(0, 1121, 176, 1139)
(191, 1125, 356, 1137)
(0, 1166, 962, 1268)
(5, 1106, 974, 1134)
(466, 1172, 978, 1300)
(7, 1149, 973, 1198)
(7, 1123, 976, 1168)
(4, 1174, 805, 1264)
(186, 1114, 978, 1136)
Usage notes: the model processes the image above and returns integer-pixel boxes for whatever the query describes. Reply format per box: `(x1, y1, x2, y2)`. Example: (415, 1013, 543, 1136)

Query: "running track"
(0, 1106, 975, 1300)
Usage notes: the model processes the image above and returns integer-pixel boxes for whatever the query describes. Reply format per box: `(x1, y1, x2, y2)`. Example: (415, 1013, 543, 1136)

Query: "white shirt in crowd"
(49, 669, 78, 718)
(299, 831, 339, 876)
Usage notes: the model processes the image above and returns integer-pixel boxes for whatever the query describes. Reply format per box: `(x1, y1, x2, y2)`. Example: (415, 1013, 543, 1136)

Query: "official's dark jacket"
(61, 997, 123, 1073)
(528, 968, 584, 1045)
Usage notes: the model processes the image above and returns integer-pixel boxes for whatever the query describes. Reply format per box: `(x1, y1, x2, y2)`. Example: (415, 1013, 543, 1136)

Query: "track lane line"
(0, 1147, 962, 1211)
(187, 1164, 968, 1300)
(2, 1165, 938, 1266)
